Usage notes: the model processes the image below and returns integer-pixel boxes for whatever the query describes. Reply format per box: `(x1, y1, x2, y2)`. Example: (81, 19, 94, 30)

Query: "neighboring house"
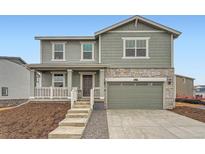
(28, 15, 181, 109)
(0, 56, 30, 103)
(194, 85, 205, 99)
(175, 74, 194, 98)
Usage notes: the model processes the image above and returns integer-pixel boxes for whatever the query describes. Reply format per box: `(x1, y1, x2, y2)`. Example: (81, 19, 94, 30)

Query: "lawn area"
(170, 102, 205, 123)
(0, 102, 70, 139)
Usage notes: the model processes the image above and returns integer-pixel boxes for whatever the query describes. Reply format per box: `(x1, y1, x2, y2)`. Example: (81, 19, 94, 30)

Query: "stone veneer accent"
(105, 68, 175, 109)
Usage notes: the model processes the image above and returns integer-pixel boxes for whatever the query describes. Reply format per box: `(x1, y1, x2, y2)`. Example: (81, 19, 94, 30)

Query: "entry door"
(82, 75, 93, 97)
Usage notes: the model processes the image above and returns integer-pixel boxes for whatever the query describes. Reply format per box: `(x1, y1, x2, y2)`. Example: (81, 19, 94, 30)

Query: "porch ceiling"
(27, 63, 109, 71)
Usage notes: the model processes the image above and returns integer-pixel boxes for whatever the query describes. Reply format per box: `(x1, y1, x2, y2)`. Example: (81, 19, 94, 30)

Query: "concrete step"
(66, 112, 89, 118)
(48, 126, 84, 139)
(75, 101, 90, 105)
(74, 104, 90, 108)
(59, 118, 87, 127)
(68, 108, 90, 113)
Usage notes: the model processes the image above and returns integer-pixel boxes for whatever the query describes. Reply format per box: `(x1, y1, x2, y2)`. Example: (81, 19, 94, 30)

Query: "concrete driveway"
(107, 110, 205, 139)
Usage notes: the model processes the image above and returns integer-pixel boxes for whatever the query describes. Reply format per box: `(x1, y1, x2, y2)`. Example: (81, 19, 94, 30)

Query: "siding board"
(101, 32, 171, 68)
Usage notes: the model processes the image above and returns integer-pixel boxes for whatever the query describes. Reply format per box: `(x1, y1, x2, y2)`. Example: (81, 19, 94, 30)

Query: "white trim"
(137, 78, 167, 82)
(122, 57, 150, 59)
(122, 37, 150, 59)
(163, 82, 166, 109)
(95, 16, 181, 36)
(51, 42, 66, 61)
(36, 72, 42, 88)
(39, 72, 42, 88)
(105, 77, 167, 82)
(52, 72, 66, 87)
(99, 35, 102, 63)
(109, 30, 164, 33)
(122, 37, 150, 40)
(79, 72, 96, 97)
(80, 42, 95, 61)
(135, 18, 138, 28)
(171, 34, 174, 68)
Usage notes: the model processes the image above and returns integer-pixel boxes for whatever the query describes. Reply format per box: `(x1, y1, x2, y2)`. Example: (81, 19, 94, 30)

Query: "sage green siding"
(72, 71, 80, 88)
(107, 82, 163, 109)
(41, 40, 99, 64)
(41, 72, 52, 87)
(101, 32, 171, 68)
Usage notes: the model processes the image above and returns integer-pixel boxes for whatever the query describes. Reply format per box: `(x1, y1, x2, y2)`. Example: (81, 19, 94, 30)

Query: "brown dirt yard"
(170, 102, 205, 123)
(0, 102, 70, 139)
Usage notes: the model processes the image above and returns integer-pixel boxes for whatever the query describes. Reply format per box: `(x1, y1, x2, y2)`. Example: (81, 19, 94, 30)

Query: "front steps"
(48, 100, 91, 139)
(68, 108, 90, 113)
(59, 118, 87, 127)
(66, 112, 89, 118)
(48, 126, 84, 139)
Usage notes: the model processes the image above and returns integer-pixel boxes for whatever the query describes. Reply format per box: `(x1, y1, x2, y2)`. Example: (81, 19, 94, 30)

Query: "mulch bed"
(0, 102, 70, 139)
(169, 106, 205, 123)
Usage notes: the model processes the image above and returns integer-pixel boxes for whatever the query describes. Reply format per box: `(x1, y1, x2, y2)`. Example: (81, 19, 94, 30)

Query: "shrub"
(175, 98, 205, 105)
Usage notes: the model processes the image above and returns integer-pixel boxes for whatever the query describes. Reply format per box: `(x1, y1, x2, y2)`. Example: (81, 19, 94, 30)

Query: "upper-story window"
(52, 42, 66, 61)
(122, 37, 150, 59)
(81, 42, 94, 61)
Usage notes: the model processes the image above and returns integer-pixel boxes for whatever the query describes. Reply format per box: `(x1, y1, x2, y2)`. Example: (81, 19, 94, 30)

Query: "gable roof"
(95, 15, 181, 38)
(0, 56, 27, 65)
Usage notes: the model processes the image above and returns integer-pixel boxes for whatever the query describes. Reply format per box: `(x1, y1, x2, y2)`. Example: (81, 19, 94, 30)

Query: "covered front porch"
(28, 64, 107, 101)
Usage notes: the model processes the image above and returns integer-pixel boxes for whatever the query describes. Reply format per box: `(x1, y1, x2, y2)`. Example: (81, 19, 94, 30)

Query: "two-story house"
(28, 15, 181, 109)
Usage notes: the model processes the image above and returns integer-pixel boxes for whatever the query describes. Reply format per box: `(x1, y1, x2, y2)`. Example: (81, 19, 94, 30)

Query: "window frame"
(80, 42, 95, 61)
(51, 42, 66, 61)
(122, 37, 150, 59)
(52, 72, 66, 87)
(1, 87, 8, 96)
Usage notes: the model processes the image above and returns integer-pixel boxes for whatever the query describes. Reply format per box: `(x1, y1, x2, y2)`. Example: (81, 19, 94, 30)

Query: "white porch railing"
(34, 87, 69, 99)
(71, 87, 78, 108)
(90, 88, 94, 109)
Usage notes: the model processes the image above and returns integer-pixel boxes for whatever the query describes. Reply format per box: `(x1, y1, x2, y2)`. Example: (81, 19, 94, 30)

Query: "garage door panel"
(107, 82, 163, 109)
(108, 103, 162, 109)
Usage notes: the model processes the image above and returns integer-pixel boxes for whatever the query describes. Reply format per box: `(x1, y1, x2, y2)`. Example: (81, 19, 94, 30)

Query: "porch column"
(67, 69, 72, 98)
(29, 69, 35, 99)
(99, 69, 105, 99)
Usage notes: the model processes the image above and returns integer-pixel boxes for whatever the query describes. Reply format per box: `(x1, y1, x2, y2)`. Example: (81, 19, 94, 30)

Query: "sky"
(0, 15, 204, 85)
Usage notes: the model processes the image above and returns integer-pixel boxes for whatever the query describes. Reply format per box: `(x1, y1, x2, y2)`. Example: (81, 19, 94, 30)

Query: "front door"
(82, 75, 93, 97)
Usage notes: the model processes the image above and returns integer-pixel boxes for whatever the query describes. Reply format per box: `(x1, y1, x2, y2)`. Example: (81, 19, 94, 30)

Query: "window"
(81, 43, 94, 60)
(52, 73, 65, 87)
(52, 42, 65, 60)
(122, 37, 150, 58)
(2, 87, 8, 96)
